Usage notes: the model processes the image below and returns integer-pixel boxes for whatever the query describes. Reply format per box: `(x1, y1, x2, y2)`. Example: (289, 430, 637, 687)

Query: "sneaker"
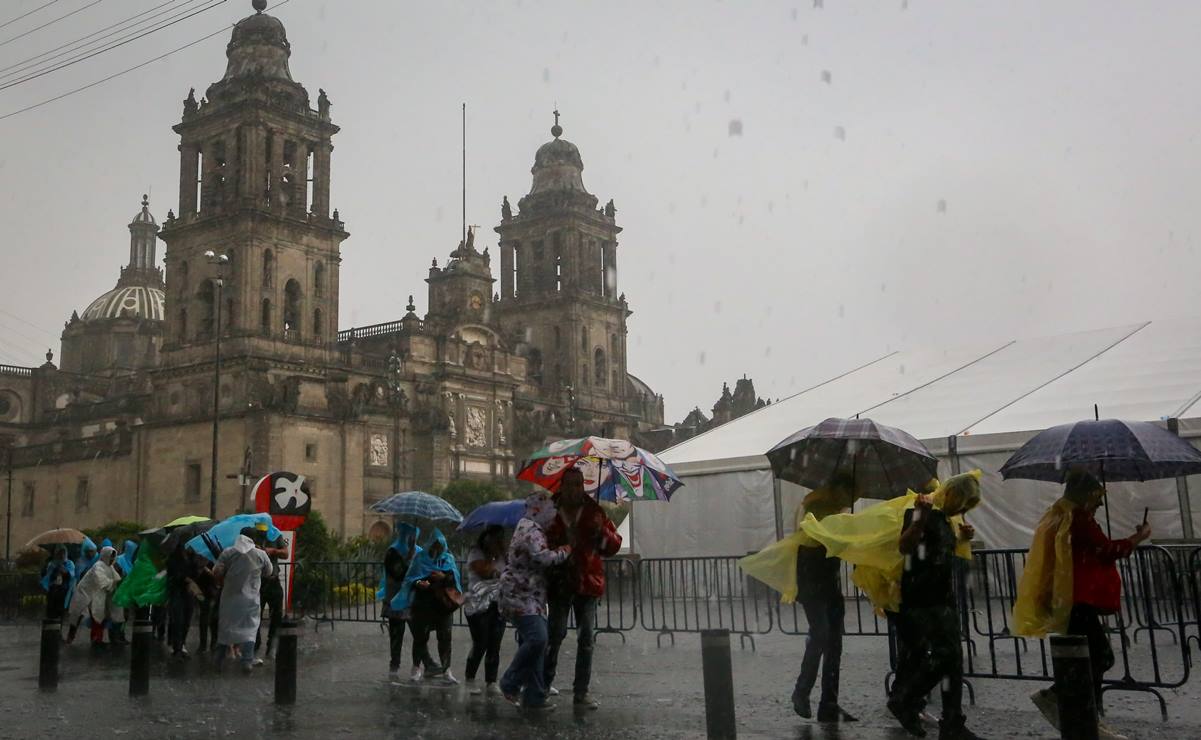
(179, 646, 190, 657)
(252, 657, 264, 667)
(1030, 688, 1060, 731)
(501, 690, 522, 707)
(410, 665, 424, 682)
(442, 669, 459, 685)
(389, 663, 400, 675)
(888, 697, 927, 738)
(573, 693, 600, 710)
(792, 693, 812, 719)
(240, 663, 254, 676)
(469, 683, 483, 696)
(485, 682, 503, 697)
(547, 686, 560, 697)
(1097, 722, 1128, 740)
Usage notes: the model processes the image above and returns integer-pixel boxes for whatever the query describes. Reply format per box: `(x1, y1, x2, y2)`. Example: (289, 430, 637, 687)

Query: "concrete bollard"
(700, 629, 737, 740)
(129, 618, 154, 697)
(1050, 634, 1098, 740)
(274, 619, 299, 705)
(39, 618, 61, 690)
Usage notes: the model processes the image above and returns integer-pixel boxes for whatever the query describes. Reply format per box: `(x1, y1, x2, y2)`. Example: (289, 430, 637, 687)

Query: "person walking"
(166, 544, 198, 659)
(499, 493, 572, 711)
(381, 523, 421, 675)
(887, 475, 983, 740)
(543, 467, 622, 710)
(214, 527, 272, 674)
(40, 546, 76, 621)
(255, 533, 289, 662)
(464, 525, 508, 696)
(192, 550, 219, 655)
(396, 529, 462, 684)
(1015, 470, 1150, 740)
(67, 545, 122, 647)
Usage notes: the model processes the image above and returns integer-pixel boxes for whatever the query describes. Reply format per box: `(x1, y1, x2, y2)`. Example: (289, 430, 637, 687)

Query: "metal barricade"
(0, 571, 43, 622)
(775, 560, 890, 638)
(639, 556, 773, 650)
(1187, 547, 1201, 652)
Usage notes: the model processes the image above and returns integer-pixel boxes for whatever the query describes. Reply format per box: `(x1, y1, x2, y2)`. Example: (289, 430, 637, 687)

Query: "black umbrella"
(159, 521, 216, 557)
(999, 419, 1201, 484)
(766, 417, 940, 500)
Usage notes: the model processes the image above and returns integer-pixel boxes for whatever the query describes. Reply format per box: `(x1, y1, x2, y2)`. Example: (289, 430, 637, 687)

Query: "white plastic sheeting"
(641, 318, 1201, 559)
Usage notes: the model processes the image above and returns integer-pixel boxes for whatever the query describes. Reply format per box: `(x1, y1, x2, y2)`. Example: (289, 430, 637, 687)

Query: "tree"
(434, 479, 515, 519)
(83, 520, 146, 547)
(295, 510, 337, 564)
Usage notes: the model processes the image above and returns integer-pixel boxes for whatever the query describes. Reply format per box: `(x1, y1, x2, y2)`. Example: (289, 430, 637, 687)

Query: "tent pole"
(772, 478, 784, 540)
(1167, 418, 1194, 540)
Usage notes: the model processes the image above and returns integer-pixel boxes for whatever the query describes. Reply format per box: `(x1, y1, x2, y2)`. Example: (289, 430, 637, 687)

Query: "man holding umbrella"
(544, 467, 622, 710)
(1016, 471, 1150, 739)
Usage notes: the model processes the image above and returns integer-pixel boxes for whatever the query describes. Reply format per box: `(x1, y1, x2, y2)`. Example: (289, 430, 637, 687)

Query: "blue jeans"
(500, 614, 549, 707)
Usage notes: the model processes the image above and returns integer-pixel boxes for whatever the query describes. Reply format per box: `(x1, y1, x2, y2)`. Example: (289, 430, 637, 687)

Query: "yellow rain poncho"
(799, 471, 983, 614)
(1011, 471, 1104, 637)
(737, 484, 853, 604)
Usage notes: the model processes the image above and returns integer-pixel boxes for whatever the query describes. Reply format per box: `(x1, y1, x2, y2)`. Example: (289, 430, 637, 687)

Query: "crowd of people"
(379, 467, 621, 711)
(39, 523, 288, 675)
(742, 468, 1150, 740)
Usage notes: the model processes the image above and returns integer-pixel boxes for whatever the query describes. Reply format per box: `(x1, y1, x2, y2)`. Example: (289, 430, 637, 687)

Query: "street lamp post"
(4, 447, 12, 564)
(204, 250, 229, 520)
(386, 349, 407, 493)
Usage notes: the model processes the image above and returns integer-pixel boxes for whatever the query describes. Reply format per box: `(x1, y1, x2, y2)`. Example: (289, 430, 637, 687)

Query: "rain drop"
(698, 351, 707, 365)
(937, 199, 947, 213)
(728, 119, 743, 136)
(834, 126, 846, 141)
(821, 70, 832, 84)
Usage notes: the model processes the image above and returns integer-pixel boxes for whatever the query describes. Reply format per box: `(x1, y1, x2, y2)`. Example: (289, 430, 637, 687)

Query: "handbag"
(435, 584, 465, 612)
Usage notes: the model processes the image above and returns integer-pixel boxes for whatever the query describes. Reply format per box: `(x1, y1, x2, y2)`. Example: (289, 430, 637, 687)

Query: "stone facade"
(0, 2, 663, 554)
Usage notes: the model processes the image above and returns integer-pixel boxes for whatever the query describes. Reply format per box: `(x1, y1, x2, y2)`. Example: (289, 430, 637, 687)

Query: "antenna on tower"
(462, 102, 467, 245)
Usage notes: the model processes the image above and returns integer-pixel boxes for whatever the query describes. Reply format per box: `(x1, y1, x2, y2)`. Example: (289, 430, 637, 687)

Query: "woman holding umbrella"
(1015, 471, 1150, 739)
(395, 529, 463, 684)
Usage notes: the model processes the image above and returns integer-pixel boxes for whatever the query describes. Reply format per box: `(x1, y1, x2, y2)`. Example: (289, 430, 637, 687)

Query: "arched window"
(581, 326, 588, 352)
(611, 333, 619, 354)
(314, 261, 325, 297)
(262, 250, 274, 287)
(198, 281, 215, 338)
(260, 299, 271, 335)
(313, 307, 323, 338)
(594, 349, 607, 388)
(283, 279, 302, 335)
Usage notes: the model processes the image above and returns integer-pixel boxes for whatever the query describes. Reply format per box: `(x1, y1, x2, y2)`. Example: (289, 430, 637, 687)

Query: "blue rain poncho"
(390, 529, 461, 613)
(40, 549, 76, 595)
(377, 523, 421, 602)
(116, 540, 139, 576)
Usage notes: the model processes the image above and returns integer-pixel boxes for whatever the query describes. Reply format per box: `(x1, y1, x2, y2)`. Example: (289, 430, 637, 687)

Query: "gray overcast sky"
(2, 0, 1200, 422)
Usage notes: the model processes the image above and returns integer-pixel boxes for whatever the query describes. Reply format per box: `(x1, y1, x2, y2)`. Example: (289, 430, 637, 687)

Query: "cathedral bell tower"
(158, 0, 347, 365)
(494, 112, 630, 409)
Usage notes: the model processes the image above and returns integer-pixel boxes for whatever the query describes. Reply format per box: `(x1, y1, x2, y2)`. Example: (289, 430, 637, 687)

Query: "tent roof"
(661, 317, 1201, 471)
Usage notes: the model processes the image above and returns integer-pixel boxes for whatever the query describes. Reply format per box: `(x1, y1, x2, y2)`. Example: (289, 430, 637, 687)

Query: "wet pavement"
(0, 621, 1196, 739)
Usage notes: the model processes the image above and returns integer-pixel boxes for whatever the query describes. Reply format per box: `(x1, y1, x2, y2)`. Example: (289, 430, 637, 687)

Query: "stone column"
(603, 240, 617, 299)
(500, 242, 514, 299)
(312, 140, 331, 218)
(179, 143, 199, 215)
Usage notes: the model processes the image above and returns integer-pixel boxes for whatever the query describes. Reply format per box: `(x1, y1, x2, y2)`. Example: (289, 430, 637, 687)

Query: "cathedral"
(0, 1, 663, 546)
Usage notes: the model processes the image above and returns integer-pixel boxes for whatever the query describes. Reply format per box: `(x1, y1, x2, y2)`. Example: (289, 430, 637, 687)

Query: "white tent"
(633, 318, 1201, 559)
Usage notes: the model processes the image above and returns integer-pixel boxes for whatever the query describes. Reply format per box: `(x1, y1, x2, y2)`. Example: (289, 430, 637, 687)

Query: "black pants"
(466, 604, 506, 683)
(891, 605, 963, 721)
(410, 610, 453, 671)
(1067, 603, 1115, 707)
(46, 586, 68, 620)
(256, 579, 284, 655)
(387, 617, 408, 669)
(545, 594, 598, 697)
(793, 592, 844, 707)
(167, 589, 194, 653)
(197, 596, 216, 651)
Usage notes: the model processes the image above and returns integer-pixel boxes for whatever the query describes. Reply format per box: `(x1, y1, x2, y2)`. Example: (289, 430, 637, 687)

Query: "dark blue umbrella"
(369, 491, 463, 523)
(999, 419, 1201, 483)
(457, 500, 525, 532)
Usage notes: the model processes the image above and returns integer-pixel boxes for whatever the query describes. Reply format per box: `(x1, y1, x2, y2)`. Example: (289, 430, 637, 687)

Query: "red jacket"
(545, 498, 622, 599)
(1071, 508, 1135, 614)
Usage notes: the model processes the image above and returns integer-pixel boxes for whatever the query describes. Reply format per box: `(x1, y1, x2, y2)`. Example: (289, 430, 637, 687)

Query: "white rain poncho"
(216, 535, 272, 645)
(68, 546, 121, 625)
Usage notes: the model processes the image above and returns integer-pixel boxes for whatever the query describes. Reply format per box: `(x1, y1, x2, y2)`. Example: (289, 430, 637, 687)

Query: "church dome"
(130, 194, 156, 226)
(528, 113, 589, 196)
(81, 285, 165, 323)
(222, 1, 293, 83)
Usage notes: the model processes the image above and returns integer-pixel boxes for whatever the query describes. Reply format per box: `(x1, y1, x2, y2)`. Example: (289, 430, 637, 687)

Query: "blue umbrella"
(1000, 419, 1201, 483)
(184, 513, 283, 562)
(457, 500, 525, 532)
(369, 491, 463, 523)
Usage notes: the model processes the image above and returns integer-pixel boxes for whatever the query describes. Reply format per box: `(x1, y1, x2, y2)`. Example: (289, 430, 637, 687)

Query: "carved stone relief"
(368, 433, 389, 467)
(465, 405, 487, 448)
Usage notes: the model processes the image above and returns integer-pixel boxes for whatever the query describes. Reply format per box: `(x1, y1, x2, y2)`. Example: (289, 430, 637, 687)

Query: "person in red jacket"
(543, 467, 622, 710)
(1030, 471, 1150, 740)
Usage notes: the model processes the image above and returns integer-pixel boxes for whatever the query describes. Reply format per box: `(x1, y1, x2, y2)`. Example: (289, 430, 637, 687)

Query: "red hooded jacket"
(545, 497, 622, 599)
(1071, 508, 1135, 614)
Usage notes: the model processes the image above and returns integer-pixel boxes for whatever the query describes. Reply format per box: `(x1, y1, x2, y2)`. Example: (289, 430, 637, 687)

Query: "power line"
(0, 0, 199, 82)
(0, 0, 228, 92)
(0, 0, 292, 122)
(0, 307, 59, 339)
(0, 0, 105, 49)
(0, 1, 64, 33)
